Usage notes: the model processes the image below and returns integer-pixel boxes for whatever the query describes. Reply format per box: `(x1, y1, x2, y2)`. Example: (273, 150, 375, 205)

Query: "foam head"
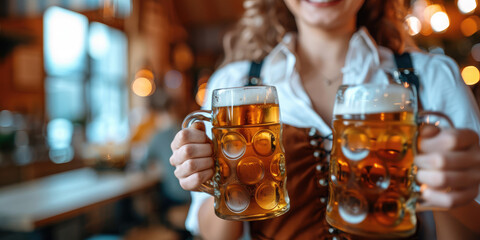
(333, 84, 416, 116)
(212, 86, 278, 107)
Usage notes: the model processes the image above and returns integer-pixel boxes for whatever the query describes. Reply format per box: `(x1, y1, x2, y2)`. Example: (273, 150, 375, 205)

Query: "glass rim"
(212, 85, 277, 94)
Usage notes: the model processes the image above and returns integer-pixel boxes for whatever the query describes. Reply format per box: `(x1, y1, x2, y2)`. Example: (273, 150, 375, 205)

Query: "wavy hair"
(220, 0, 412, 66)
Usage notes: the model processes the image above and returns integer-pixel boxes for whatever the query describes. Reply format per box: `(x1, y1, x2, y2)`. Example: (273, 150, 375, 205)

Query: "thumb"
(419, 124, 440, 139)
(417, 124, 440, 153)
(190, 121, 206, 131)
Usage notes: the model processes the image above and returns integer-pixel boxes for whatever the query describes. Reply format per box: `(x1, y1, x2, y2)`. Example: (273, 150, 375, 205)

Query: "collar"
(264, 27, 385, 84)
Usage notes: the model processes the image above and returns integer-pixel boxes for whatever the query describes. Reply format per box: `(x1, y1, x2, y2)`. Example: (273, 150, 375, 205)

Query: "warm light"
(135, 69, 154, 80)
(462, 66, 480, 85)
(431, 11, 450, 32)
(424, 4, 443, 23)
(472, 43, 480, 62)
(173, 43, 194, 71)
(421, 25, 433, 36)
(195, 83, 207, 106)
(133, 68, 155, 96)
(461, 17, 479, 36)
(132, 77, 154, 97)
(458, 0, 477, 14)
(405, 15, 422, 36)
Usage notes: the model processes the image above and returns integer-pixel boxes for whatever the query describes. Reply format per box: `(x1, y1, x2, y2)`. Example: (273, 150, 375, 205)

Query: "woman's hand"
(415, 125, 480, 208)
(170, 123, 214, 191)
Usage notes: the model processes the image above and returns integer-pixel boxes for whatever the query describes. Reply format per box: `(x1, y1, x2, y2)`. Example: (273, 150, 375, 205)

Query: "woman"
(170, 0, 480, 239)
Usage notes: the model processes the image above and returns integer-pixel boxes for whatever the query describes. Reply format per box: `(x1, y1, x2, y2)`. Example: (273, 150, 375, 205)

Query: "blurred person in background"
(140, 88, 192, 239)
(170, 0, 480, 239)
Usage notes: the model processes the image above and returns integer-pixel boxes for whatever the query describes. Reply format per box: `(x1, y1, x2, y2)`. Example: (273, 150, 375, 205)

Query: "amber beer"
(183, 86, 289, 221)
(212, 102, 289, 220)
(326, 84, 419, 238)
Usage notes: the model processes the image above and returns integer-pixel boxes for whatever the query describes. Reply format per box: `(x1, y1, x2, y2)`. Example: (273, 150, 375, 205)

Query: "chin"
(302, 15, 345, 29)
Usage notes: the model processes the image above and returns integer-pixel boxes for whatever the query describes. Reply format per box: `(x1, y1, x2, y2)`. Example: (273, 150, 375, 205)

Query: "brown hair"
(220, 0, 412, 66)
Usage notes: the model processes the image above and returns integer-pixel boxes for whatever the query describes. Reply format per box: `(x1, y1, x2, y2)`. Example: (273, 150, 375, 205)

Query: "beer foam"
(212, 86, 278, 107)
(334, 84, 415, 115)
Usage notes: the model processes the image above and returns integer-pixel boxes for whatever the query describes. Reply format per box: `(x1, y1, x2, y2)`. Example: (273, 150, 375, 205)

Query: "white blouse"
(185, 28, 480, 235)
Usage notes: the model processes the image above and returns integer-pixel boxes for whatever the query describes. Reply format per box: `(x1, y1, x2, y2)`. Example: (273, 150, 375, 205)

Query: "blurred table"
(0, 167, 160, 232)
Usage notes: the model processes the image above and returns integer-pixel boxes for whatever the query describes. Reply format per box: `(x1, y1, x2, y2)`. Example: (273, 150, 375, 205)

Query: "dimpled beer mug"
(183, 86, 290, 221)
(326, 83, 452, 238)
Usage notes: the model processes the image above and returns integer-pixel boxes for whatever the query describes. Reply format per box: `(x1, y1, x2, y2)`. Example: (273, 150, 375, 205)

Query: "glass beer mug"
(183, 86, 290, 221)
(326, 82, 453, 238)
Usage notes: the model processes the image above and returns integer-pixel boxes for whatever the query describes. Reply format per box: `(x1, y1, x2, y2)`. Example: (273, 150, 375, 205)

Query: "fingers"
(418, 125, 440, 138)
(171, 127, 209, 150)
(170, 143, 213, 166)
(416, 169, 480, 190)
(174, 157, 214, 178)
(419, 128, 479, 153)
(415, 127, 480, 209)
(420, 186, 479, 209)
(414, 151, 480, 171)
(178, 169, 214, 191)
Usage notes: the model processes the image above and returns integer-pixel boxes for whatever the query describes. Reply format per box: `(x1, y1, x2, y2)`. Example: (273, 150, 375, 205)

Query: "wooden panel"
(0, 16, 45, 114)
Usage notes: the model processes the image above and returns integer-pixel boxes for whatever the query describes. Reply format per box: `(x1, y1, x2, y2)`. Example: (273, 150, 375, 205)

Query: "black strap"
(247, 60, 264, 86)
(394, 52, 420, 93)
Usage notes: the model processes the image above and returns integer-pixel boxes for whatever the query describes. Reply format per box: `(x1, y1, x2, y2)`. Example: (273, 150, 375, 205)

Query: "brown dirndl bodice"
(249, 124, 421, 240)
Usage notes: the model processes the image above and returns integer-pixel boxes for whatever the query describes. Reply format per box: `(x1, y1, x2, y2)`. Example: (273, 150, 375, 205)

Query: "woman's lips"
(304, 0, 342, 7)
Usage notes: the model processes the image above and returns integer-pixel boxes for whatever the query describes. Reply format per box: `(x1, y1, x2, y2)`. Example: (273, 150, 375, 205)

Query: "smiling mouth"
(306, 0, 340, 3)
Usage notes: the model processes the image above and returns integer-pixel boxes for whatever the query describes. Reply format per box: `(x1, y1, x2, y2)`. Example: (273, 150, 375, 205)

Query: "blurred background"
(0, 0, 478, 240)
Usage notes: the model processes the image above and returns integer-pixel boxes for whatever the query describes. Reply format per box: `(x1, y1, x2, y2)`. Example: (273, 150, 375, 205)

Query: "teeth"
(308, 0, 337, 3)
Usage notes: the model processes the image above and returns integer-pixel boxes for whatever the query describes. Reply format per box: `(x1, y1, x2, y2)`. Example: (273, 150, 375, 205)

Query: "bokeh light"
(173, 43, 194, 71)
(47, 118, 74, 164)
(406, 15, 422, 36)
(132, 68, 155, 97)
(135, 69, 154, 80)
(44, 6, 88, 76)
(424, 4, 443, 23)
(195, 83, 207, 106)
(88, 22, 110, 59)
(462, 66, 480, 85)
(461, 16, 479, 36)
(457, 0, 477, 14)
(472, 43, 480, 62)
(430, 11, 450, 32)
(165, 70, 183, 89)
(132, 77, 154, 97)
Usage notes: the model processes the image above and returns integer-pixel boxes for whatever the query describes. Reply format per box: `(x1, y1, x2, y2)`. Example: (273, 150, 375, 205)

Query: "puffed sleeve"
(185, 61, 250, 235)
(415, 53, 480, 134)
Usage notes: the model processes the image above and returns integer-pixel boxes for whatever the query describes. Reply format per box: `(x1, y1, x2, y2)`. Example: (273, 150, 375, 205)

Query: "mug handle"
(182, 110, 215, 195)
(415, 111, 455, 211)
